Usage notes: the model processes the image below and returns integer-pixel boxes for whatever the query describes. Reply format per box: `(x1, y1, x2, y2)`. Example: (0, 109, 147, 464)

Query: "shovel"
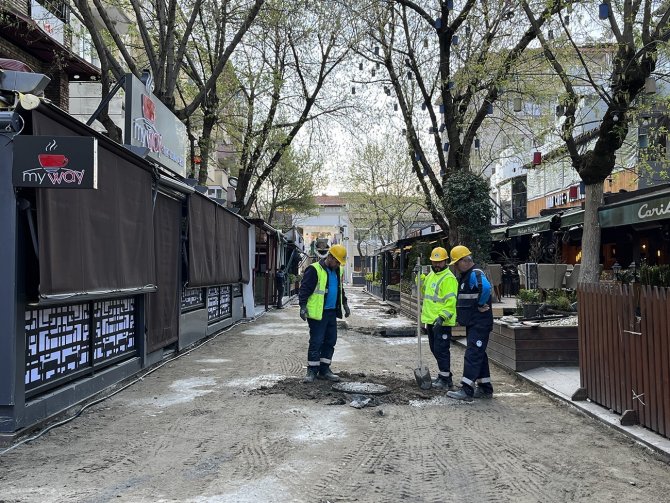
(413, 257, 432, 390)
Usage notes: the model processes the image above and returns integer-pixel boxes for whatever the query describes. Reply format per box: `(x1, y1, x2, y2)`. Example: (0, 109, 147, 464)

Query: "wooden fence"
(578, 283, 670, 437)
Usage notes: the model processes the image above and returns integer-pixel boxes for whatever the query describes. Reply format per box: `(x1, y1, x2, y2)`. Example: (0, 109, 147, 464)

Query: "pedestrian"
(275, 265, 286, 309)
(298, 244, 350, 383)
(419, 247, 458, 390)
(446, 245, 494, 402)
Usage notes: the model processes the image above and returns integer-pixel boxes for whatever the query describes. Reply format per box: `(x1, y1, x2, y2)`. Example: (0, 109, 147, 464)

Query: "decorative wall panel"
(181, 287, 205, 312)
(25, 304, 91, 391)
(207, 285, 232, 324)
(92, 299, 136, 364)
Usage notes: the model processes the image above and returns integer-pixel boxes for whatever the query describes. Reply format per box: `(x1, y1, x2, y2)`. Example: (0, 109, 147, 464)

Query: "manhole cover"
(332, 382, 390, 395)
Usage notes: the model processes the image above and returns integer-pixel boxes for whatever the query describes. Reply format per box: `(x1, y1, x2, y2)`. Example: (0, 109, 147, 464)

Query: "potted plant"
(517, 288, 542, 319)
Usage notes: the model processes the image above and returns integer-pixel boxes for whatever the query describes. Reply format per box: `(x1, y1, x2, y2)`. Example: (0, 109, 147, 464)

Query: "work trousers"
(306, 309, 338, 372)
(427, 324, 452, 377)
(461, 321, 493, 395)
(276, 284, 284, 308)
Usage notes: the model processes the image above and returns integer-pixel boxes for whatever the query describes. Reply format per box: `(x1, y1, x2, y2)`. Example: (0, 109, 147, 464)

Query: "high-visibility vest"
(420, 268, 458, 325)
(305, 263, 342, 320)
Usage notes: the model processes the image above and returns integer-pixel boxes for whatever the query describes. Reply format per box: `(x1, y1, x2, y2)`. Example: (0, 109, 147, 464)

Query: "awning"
(491, 226, 507, 241)
(599, 188, 670, 228)
(560, 209, 584, 229)
(507, 214, 558, 237)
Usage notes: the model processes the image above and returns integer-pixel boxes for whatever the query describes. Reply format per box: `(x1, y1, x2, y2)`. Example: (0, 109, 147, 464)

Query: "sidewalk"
(452, 334, 670, 458)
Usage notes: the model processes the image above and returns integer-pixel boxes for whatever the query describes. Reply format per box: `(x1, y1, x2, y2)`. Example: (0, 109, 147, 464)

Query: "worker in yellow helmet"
(418, 247, 458, 390)
(298, 244, 350, 383)
(446, 245, 494, 402)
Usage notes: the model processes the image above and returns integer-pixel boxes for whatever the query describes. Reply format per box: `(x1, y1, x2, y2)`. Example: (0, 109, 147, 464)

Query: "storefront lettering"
(21, 168, 86, 186)
(637, 201, 670, 220)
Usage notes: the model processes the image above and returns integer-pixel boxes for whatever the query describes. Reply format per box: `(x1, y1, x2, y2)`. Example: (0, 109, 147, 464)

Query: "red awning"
(0, 9, 100, 81)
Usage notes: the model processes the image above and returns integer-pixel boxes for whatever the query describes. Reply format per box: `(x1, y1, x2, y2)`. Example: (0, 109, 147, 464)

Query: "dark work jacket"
(298, 259, 348, 319)
(275, 270, 286, 289)
(456, 266, 493, 328)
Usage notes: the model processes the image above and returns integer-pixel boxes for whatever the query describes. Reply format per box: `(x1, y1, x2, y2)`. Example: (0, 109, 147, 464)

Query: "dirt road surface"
(1, 288, 669, 502)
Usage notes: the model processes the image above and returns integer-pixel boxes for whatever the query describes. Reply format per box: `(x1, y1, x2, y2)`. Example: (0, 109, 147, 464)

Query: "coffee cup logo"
(38, 153, 69, 172)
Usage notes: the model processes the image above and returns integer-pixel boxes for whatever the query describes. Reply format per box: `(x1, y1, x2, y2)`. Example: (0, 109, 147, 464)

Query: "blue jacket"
(456, 265, 493, 328)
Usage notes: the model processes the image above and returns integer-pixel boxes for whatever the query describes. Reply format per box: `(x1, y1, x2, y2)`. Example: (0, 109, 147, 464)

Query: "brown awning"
(0, 9, 100, 81)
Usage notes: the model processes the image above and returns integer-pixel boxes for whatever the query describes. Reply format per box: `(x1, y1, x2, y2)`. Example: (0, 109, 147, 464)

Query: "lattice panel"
(207, 285, 232, 324)
(92, 299, 136, 364)
(25, 304, 91, 390)
(181, 287, 205, 311)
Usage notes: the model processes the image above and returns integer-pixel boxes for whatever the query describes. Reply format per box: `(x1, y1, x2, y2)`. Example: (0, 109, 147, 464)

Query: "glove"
(300, 306, 307, 321)
(433, 316, 444, 328)
(344, 303, 351, 318)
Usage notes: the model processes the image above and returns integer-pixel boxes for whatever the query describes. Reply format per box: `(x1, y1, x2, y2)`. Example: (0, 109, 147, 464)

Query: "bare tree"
(348, 0, 562, 252)
(227, 0, 358, 216)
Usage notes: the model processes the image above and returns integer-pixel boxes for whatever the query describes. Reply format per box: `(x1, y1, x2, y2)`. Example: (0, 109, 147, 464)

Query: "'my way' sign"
(13, 136, 98, 189)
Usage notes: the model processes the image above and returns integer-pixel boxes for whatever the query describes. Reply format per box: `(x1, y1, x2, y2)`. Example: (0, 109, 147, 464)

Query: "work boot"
(303, 367, 319, 383)
(431, 376, 454, 390)
(446, 388, 474, 402)
(473, 386, 493, 399)
(317, 368, 341, 382)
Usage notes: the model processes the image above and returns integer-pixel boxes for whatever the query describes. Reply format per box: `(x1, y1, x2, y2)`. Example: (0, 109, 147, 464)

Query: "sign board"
(124, 73, 187, 177)
(13, 136, 98, 189)
(599, 191, 670, 228)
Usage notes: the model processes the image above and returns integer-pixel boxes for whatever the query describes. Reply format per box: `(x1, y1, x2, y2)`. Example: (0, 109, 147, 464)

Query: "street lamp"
(612, 261, 621, 280)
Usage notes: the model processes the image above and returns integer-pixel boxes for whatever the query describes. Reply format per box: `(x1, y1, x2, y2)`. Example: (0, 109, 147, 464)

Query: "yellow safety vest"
(419, 268, 458, 325)
(305, 263, 343, 320)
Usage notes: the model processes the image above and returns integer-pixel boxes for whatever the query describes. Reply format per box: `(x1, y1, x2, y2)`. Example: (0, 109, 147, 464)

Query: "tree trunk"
(579, 182, 604, 284)
(197, 112, 216, 185)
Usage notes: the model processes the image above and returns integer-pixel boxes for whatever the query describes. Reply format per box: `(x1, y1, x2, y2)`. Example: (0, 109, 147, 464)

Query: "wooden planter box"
(488, 321, 578, 372)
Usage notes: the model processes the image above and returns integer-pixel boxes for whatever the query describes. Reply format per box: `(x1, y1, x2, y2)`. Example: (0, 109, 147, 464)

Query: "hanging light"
(407, 71, 413, 79)
(564, 15, 570, 25)
(376, 62, 380, 69)
(371, 69, 376, 77)
(439, 104, 445, 113)
(533, 151, 542, 165)
(394, 103, 398, 111)
(548, 29, 554, 40)
(422, 167, 429, 176)
(474, 137, 480, 149)
(421, 102, 427, 110)
(556, 104, 565, 116)
(435, 18, 442, 29)
(359, 62, 363, 71)
(465, 26, 471, 36)
(443, 142, 450, 152)
(447, 81, 454, 90)
(645, 77, 657, 94)
(439, 123, 446, 132)
(513, 97, 522, 112)
(599, 2, 609, 20)
(423, 38, 429, 48)
(446, 0, 454, 9)
(452, 35, 459, 46)
(374, 46, 379, 55)
(384, 86, 391, 96)
(405, 58, 411, 67)
(440, 168, 446, 176)
(429, 126, 437, 134)
(414, 152, 421, 161)
(485, 102, 493, 115)
(352, 86, 356, 95)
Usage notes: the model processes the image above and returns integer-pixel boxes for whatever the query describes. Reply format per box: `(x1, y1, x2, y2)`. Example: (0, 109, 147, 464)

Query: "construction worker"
(298, 244, 350, 383)
(419, 247, 458, 390)
(446, 245, 494, 402)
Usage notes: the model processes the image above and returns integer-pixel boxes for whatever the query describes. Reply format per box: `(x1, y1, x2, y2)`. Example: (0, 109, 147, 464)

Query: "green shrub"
(639, 264, 670, 287)
(517, 289, 542, 304)
(545, 289, 574, 311)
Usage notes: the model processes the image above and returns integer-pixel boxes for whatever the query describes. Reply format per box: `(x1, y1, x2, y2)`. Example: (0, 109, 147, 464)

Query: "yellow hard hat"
(329, 244, 347, 265)
(449, 245, 472, 265)
(430, 247, 448, 262)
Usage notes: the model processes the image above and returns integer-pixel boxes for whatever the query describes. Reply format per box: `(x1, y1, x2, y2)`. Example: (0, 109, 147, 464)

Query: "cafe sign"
(599, 192, 670, 228)
(124, 73, 187, 177)
(13, 136, 98, 189)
